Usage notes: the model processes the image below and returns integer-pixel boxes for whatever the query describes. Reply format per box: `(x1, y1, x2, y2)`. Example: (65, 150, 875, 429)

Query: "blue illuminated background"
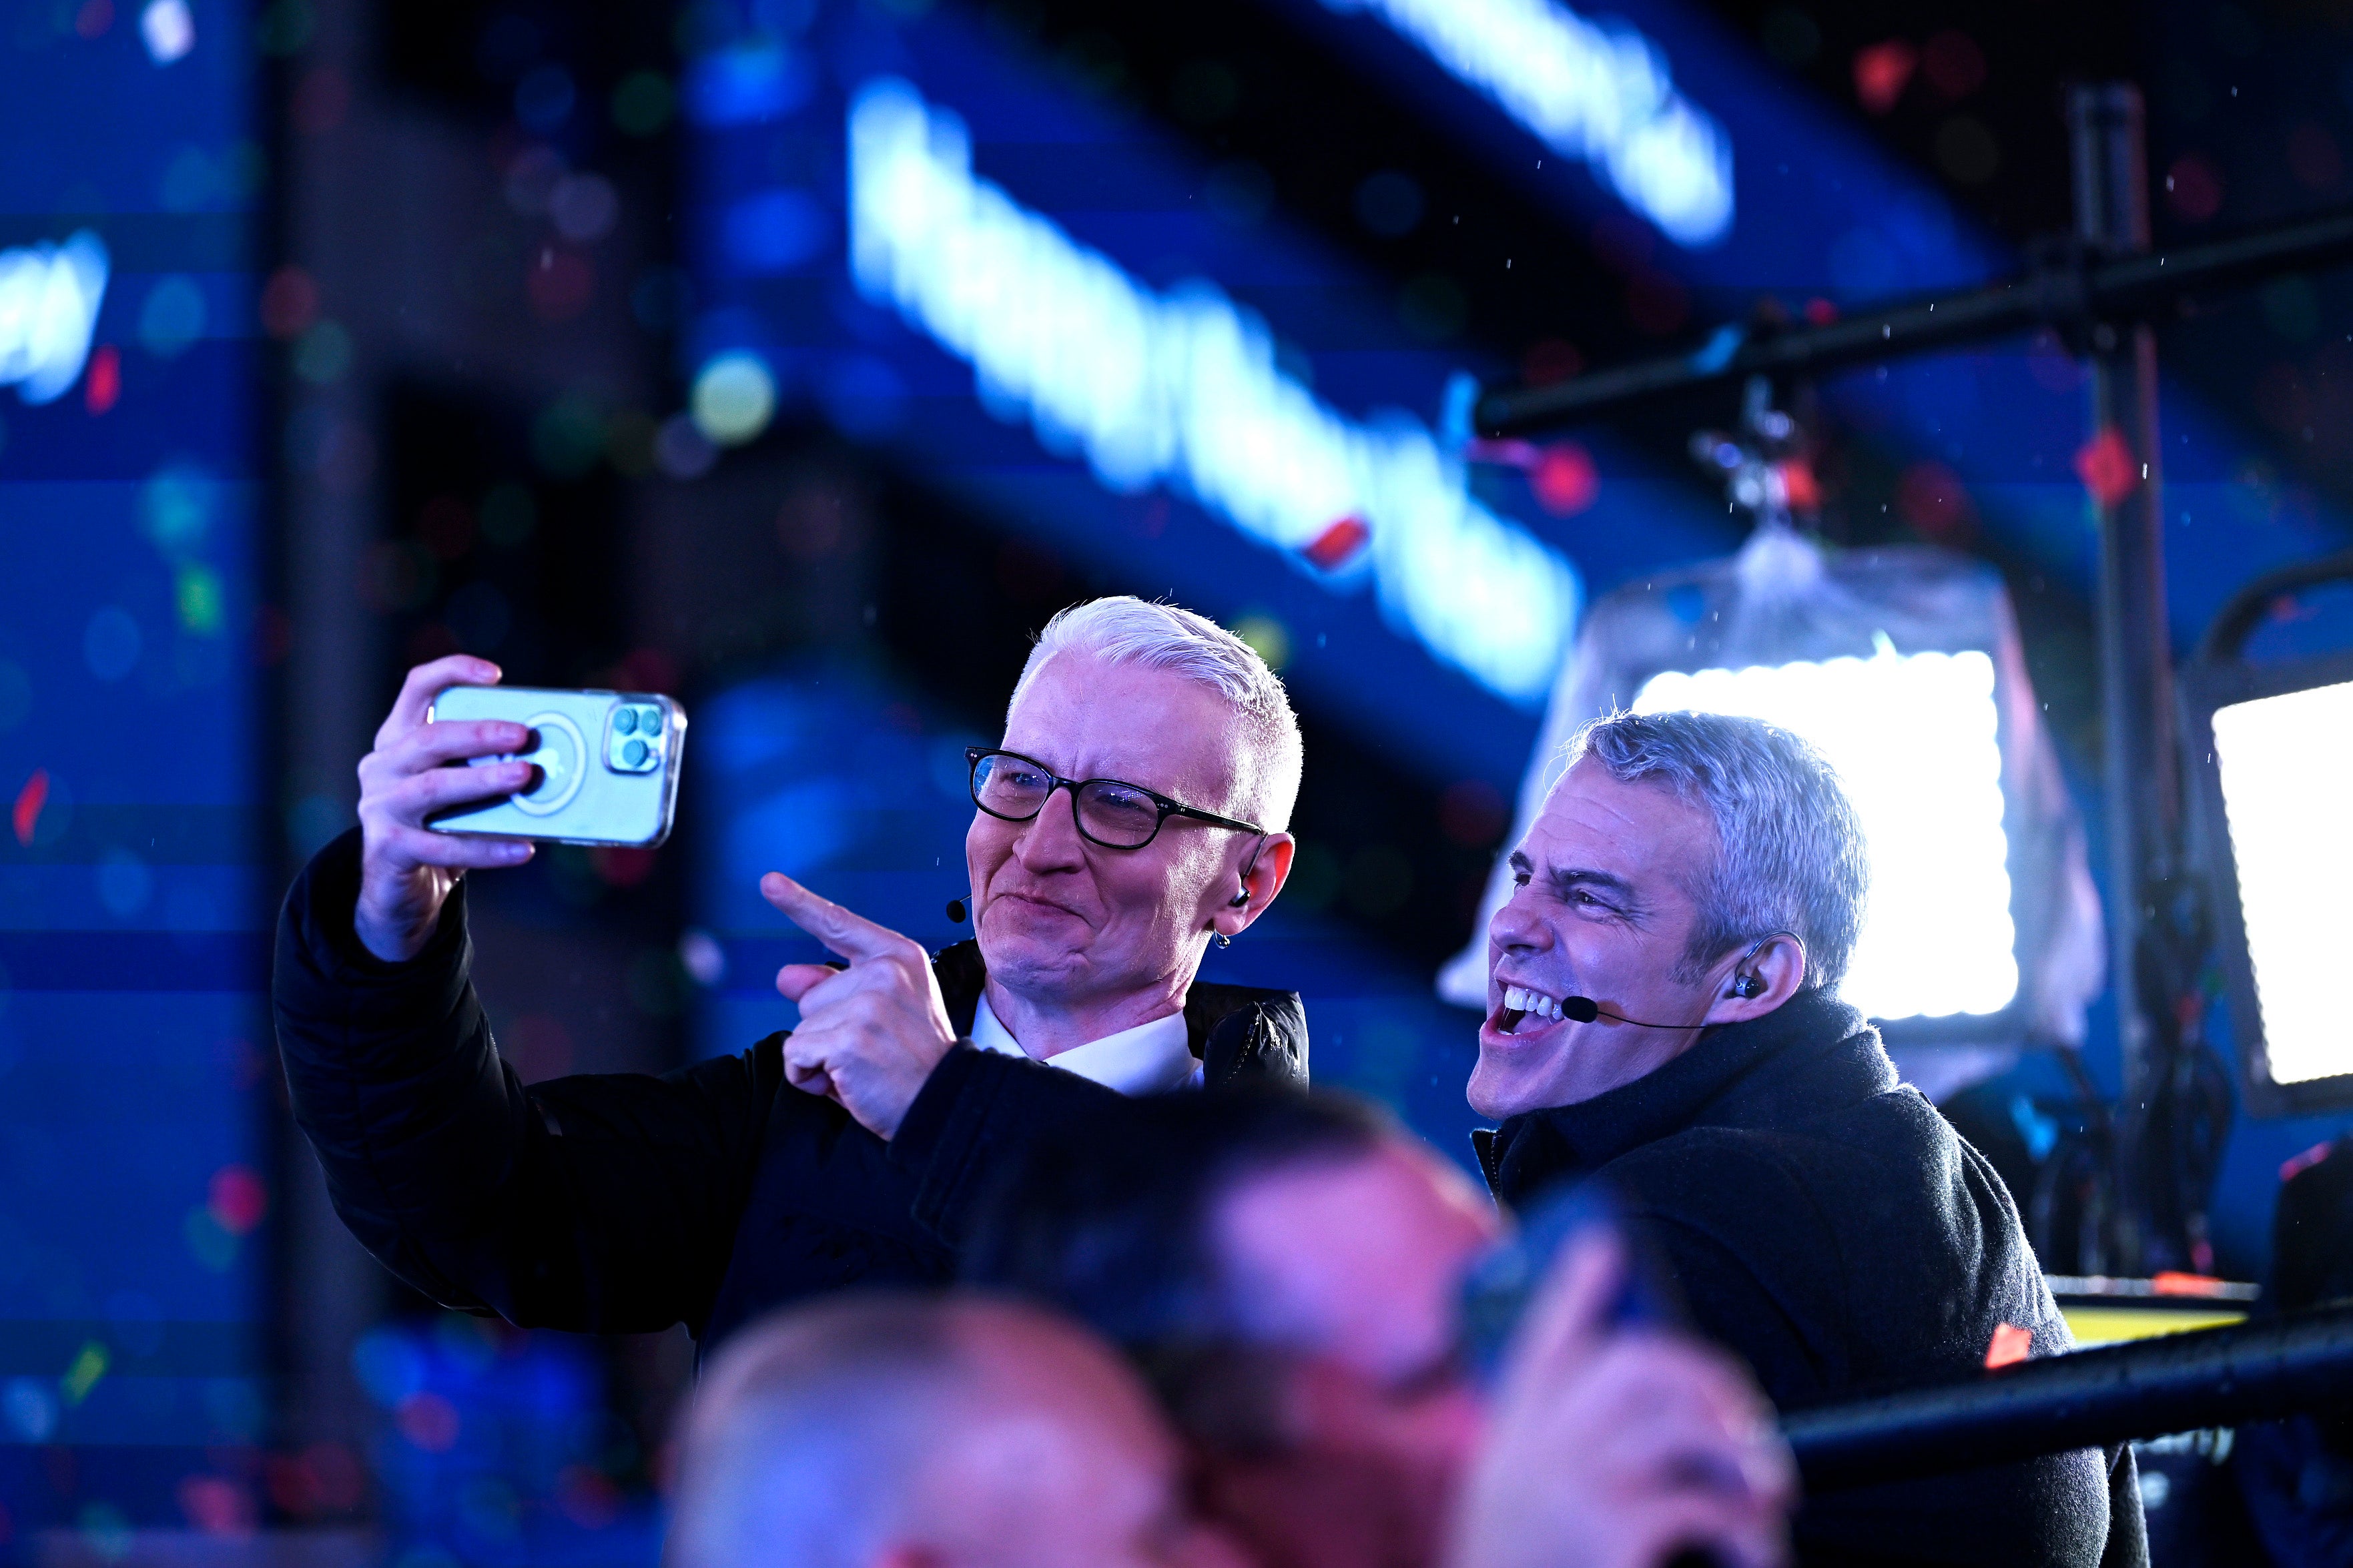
(4, 0, 2348, 1548)
(0, 0, 271, 1542)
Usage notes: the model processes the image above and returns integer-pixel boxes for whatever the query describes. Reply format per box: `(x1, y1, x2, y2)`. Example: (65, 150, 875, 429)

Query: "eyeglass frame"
(965, 747, 1269, 862)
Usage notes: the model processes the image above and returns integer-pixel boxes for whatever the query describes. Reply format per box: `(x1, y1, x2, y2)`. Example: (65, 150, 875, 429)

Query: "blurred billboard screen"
(2187, 653, 2353, 1111)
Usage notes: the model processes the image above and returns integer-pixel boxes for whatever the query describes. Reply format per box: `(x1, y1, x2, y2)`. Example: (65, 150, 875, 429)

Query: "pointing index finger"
(759, 872, 907, 963)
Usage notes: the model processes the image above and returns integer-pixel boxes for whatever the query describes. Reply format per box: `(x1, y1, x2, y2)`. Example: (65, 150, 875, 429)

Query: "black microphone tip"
(945, 898, 967, 923)
(1563, 995, 1600, 1023)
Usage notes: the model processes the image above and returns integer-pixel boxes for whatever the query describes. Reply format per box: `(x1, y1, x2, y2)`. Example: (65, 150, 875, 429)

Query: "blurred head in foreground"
(669, 1293, 1238, 1568)
(965, 1090, 1792, 1568)
(965, 1092, 1503, 1568)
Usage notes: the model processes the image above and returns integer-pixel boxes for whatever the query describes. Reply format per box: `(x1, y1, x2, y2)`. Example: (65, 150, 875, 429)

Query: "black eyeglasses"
(967, 747, 1266, 852)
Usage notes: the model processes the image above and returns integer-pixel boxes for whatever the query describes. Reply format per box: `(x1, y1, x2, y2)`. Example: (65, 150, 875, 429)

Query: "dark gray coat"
(1476, 989, 2146, 1568)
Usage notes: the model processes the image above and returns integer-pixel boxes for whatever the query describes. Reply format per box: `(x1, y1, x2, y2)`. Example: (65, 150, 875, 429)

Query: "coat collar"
(1476, 988, 1896, 1204)
(930, 939, 1308, 1090)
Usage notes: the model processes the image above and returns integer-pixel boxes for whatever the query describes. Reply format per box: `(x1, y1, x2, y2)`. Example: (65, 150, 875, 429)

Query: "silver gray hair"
(667, 1298, 966, 1568)
(1568, 710, 1869, 994)
(1010, 596, 1304, 831)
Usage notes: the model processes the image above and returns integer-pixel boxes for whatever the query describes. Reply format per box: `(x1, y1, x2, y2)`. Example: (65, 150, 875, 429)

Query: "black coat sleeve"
(271, 830, 774, 1336)
(888, 1044, 1135, 1244)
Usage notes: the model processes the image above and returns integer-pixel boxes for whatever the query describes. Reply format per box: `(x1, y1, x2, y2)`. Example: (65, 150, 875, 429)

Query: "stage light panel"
(2208, 679, 2353, 1087)
(1634, 647, 2019, 1022)
(1321, 0, 1734, 245)
(846, 78, 1580, 703)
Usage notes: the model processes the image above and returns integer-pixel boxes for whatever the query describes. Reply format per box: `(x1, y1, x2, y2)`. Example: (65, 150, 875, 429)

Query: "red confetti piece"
(1778, 458, 1822, 514)
(1532, 442, 1600, 516)
(1896, 459, 1975, 541)
(591, 845, 657, 887)
(1522, 338, 1584, 386)
(1854, 40, 1919, 115)
(176, 1477, 254, 1537)
(394, 1392, 460, 1453)
(208, 1165, 269, 1235)
(1984, 1322, 2033, 1370)
(2280, 1140, 2338, 1184)
(84, 345, 119, 414)
(2073, 427, 2139, 508)
(1302, 516, 1369, 571)
(12, 769, 47, 847)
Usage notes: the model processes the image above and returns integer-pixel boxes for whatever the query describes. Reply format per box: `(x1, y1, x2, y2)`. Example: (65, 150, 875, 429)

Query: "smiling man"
(1470, 711, 2146, 1568)
(272, 597, 1305, 1356)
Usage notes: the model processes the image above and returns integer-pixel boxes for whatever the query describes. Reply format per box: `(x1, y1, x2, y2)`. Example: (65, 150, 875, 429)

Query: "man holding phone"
(272, 597, 1306, 1352)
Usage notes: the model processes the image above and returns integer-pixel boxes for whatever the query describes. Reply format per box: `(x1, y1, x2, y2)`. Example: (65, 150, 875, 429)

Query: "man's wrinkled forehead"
(1526, 757, 1716, 885)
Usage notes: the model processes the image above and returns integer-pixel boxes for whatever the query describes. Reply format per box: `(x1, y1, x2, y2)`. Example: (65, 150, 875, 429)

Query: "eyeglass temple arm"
(1173, 803, 1266, 837)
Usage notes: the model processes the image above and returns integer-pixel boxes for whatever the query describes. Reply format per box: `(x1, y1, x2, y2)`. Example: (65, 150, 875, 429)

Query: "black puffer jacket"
(1475, 989, 2146, 1568)
(272, 829, 1307, 1353)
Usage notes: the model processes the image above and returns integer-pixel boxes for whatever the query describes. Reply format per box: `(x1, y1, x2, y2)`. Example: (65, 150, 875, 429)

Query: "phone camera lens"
(613, 708, 639, 735)
(623, 739, 649, 767)
(636, 705, 663, 733)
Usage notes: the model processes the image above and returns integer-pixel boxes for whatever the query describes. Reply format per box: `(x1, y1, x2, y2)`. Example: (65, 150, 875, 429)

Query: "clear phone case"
(426, 686, 686, 848)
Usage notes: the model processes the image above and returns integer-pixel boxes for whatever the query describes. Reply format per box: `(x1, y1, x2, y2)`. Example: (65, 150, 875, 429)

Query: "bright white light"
(847, 79, 1579, 701)
(2211, 680, 2353, 1085)
(1323, 0, 1733, 246)
(1635, 647, 2017, 1021)
(691, 351, 777, 446)
(0, 232, 109, 406)
(140, 0, 195, 64)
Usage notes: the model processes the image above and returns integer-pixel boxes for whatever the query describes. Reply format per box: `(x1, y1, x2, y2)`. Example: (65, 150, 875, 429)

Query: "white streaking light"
(847, 79, 1579, 702)
(0, 232, 109, 406)
(140, 0, 196, 64)
(2210, 680, 2353, 1085)
(1322, 0, 1734, 246)
(1636, 647, 2018, 1022)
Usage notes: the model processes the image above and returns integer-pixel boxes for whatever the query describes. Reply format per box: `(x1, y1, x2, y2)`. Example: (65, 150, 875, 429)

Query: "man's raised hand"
(1448, 1233, 1794, 1568)
(354, 656, 539, 964)
(763, 873, 957, 1140)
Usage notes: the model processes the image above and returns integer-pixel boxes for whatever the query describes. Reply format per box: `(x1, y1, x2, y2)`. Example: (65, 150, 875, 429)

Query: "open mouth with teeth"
(1495, 984, 1566, 1035)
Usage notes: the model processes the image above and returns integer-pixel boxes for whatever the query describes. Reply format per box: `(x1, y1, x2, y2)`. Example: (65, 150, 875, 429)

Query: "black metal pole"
(1783, 1305, 2353, 1491)
(2071, 83, 2180, 1276)
(1473, 208, 2353, 435)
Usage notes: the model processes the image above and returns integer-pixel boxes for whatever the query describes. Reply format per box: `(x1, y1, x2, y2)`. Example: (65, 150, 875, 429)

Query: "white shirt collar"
(971, 993, 1203, 1095)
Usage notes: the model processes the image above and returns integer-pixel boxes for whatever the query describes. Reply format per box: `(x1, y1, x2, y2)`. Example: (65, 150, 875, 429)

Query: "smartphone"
(1457, 1178, 1684, 1381)
(426, 685, 686, 848)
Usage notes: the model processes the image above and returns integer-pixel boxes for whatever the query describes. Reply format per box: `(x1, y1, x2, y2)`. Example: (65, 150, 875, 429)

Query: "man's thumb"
(775, 961, 844, 1002)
